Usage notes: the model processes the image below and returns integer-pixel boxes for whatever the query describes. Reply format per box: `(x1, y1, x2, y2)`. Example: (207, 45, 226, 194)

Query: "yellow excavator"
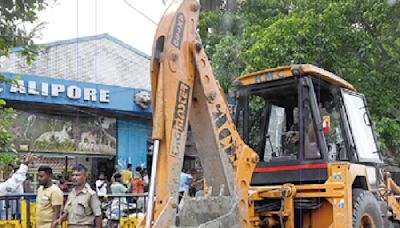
(143, 0, 400, 227)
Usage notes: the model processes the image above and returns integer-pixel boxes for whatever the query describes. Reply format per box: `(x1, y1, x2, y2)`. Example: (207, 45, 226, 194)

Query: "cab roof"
(236, 64, 355, 91)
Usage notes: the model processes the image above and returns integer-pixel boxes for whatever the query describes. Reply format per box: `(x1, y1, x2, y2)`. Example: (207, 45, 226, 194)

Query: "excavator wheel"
(352, 188, 383, 228)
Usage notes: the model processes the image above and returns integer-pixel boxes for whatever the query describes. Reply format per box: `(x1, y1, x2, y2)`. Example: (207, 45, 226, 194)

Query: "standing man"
(57, 175, 69, 193)
(52, 164, 102, 228)
(110, 173, 129, 212)
(95, 172, 107, 196)
(0, 153, 34, 194)
(141, 168, 149, 192)
(120, 163, 133, 186)
(0, 153, 34, 219)
(178, 170, 193, 203)
(131, 167, 144, 194)
(36, 166, 63, 228)
(23, 175, 34, 193)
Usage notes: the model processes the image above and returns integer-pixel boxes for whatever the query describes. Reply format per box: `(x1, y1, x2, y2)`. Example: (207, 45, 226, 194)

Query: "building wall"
(0, 34, 151, 89)
(117, 119, 151, 170)
(0, 34, 152, 176)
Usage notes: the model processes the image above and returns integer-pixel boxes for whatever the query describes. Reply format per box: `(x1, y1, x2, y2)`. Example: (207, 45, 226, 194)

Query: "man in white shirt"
(95, 172, 107, 196)
(0, 153, 33, 195)
(178, 171, 192, 202)
(142, 169, 149, 192)
(110, 173, 129, 215)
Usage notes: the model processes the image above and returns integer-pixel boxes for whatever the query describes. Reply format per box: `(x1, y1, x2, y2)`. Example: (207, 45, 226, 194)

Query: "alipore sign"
(1, 73, 151, 114)
(10, 79, 110, 103)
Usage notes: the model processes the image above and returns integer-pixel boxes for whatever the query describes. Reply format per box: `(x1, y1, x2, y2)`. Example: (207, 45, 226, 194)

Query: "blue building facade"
(0, 34, 152, 179)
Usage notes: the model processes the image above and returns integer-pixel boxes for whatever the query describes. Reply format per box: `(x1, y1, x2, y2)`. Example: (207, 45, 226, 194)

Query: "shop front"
(0, 72, 151, 189)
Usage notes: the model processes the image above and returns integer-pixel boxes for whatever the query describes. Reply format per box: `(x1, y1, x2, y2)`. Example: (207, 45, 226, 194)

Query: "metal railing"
(100, 193, 148, 227)
(0, 193, 148, 228)
(0, 194, 36, 228)
(0, 194, 36, 219)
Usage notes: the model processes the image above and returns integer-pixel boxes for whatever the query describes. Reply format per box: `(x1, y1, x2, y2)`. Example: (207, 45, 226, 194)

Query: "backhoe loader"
(144, 0, 400, 227)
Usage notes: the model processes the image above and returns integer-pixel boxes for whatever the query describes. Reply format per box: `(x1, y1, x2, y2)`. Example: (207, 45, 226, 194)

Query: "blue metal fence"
(0, 193, 148, 227)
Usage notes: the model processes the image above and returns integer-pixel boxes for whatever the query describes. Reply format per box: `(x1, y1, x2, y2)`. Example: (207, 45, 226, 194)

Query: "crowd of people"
(0, 154, 150, 228)
(0, 153, 204, 227)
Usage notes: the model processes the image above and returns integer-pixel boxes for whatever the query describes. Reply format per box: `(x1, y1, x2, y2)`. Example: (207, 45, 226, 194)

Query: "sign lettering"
(171, 81, 191, 157)
(171, 12, 186, 49)
(8, 79, 110, 103)
(254, 70, 288, 83)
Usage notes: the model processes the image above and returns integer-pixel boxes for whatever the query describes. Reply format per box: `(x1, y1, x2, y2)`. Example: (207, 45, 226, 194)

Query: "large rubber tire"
(352, 188, 383, 228)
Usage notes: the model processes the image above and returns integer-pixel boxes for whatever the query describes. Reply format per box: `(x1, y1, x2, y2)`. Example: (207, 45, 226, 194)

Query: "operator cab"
(234, 65, 383, 186)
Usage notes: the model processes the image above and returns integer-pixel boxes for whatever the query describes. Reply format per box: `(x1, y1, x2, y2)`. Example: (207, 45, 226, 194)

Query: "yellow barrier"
(120, 217, 139, 227)
(5, 199, 139, 228)
(20, 201, 69, 228)
(0, 220, 21, 228)
(20, 199, 35, 228)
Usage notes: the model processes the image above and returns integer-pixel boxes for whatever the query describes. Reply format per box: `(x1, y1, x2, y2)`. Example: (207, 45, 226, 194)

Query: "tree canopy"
(0, 0, 49, 151)
(199, 0, 400, 158)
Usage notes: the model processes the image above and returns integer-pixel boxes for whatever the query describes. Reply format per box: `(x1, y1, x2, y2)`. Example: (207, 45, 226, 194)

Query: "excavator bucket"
(177, 191, 241, 227)
(146, 0, 258, 227)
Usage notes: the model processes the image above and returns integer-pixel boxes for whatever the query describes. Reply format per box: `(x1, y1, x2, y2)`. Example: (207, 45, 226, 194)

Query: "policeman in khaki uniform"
(53, 164, 102, 228)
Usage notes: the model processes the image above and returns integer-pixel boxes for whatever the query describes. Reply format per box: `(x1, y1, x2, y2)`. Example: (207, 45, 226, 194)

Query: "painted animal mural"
(35, 122, 73, 143)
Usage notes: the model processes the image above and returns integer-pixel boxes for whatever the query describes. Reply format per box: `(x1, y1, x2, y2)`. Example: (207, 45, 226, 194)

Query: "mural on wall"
(8, 110, 117, 155)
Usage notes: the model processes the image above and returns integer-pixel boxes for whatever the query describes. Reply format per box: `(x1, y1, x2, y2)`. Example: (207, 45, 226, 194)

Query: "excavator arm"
(145, 0, 259, 227)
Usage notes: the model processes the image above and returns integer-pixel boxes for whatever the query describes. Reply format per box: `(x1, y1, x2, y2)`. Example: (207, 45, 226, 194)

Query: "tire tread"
(352, 188, 383, 228)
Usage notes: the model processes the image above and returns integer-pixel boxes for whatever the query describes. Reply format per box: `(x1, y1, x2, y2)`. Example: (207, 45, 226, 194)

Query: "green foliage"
(0, 153, 18, 167)
(0, 0, 48, 62)
(0, 153, 18, 177)
(199, 0, 400, 155)
(0, 107, 16, 151)
(376, 117, 400, 156)
(248, 96, 266, 150)
(0, 0, 49, 151)
(212, 35, 244, 91)
(199, 10, 242, 58)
